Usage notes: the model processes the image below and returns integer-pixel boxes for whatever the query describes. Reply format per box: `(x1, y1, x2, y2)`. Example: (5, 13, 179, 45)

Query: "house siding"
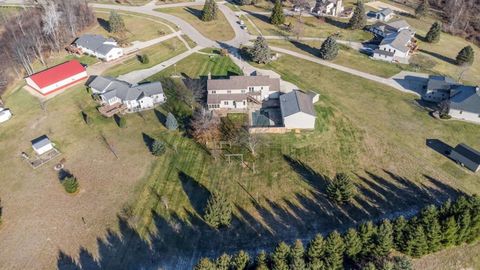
(449, 109, 480, 124)
(283, 112, 316, 129)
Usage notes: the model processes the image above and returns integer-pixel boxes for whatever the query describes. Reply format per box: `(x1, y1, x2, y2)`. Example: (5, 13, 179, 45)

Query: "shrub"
(138, 54, 150, 64)
(203, 191, 232, 228)
(456, 45, 475, 66)
(63, 176, 79, 194)
(151, 140, 166, 156)
(319, 36, 339, 60)
(108, 10, 126, 33)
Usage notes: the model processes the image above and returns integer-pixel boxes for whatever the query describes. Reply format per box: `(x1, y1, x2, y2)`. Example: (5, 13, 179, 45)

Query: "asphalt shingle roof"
(207, 75, 280, 92)
(280, 90, 316, 117)
(75, 34, 117, 55)
(453, 144, 480, 165)
(449, 86, 480, 114)
(31, 135, 51, 149)
(86, 76, 163, 102)
(380, 29, 413, 52)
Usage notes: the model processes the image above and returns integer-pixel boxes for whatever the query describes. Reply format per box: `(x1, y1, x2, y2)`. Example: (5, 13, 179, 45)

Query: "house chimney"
(207, 72, 211, 80)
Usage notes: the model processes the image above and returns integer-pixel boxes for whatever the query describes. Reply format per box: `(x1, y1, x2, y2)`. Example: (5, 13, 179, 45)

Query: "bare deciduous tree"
(190, 108, 221, 148)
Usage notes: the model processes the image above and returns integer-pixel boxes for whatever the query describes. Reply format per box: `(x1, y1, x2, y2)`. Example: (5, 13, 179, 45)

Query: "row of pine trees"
(196, 195, 480, 270)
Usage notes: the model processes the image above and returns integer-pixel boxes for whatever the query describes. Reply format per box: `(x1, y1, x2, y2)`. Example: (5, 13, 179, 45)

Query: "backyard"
(158, 6, 235, 41)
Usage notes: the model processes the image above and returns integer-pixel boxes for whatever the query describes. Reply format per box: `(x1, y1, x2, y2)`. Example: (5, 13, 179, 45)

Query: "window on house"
(227, 90, 231, 94)
(241, 90, 245, 93)
(211, 90, 216, 94)
(224, 101, 228, 105)
(249, 87, 254, 92)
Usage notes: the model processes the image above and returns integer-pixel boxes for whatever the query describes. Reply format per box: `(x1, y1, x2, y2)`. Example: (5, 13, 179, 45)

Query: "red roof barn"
(26, 60, 88, 96)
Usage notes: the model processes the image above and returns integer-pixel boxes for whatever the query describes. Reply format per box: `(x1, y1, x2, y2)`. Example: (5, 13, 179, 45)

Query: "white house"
(368, 20, 412, 38)
(87, 76, 166, 112)
(0, 108, 12, 123)
(279, 90, 318, 129)
(374, 8, 394, 22)
(422, 76, 458, 102)
(74, 34, 124, 61)
(448, 85, 480, 124)
(25, 60, 88, 96)
(312, 0, 344, 16)
(206, 75, 281, 110)
(372, 28, 415, 63)
(31, 135, 54, 155)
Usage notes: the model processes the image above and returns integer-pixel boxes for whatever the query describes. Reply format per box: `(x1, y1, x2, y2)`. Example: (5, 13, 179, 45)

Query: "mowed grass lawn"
(157, 6, 235, 41)
(246, 11, 373, 41)
(130, 51, 480, 256)
(103, 37, 188, 77)
(92, 11, 173, 42)
(268, 39, 407, 78)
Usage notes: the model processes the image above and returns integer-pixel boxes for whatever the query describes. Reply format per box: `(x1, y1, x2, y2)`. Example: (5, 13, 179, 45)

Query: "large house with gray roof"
(74, 34, 123, 61)
(207, 75, 318, 130)
(207, 75, 281, 110)
(87, 76, 165, 112)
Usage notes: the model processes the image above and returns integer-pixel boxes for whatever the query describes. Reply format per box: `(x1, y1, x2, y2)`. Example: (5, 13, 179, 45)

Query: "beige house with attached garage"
(448, 85, 480, 124)
(87, 76, 166, 112)
(207, 75, 281, 110)
(280, 90, 318, 129)
(449, 144, 480, 172)
(312, 0, 344, 16)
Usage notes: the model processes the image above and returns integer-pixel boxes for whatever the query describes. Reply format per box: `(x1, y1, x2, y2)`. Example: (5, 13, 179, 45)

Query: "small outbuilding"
(449, 143, 480, 172)
(31, 135, 54, 155)
(375, 8, 394, 22)
(0, 108, 12, 123)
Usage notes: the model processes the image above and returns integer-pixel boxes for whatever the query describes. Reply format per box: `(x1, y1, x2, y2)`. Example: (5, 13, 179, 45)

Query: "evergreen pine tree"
(271, 242, 290, 270)
(151, 140, 166, 156)
(203, 191, 232, 228)
(289, 240, 306, 270)
(348, 0, 366, 30)
(419, 205, 442, 252)
(195, 258, 216, 270)
(201, 0, 218, 21)
(232, 250, 250, 270)
(216, 253, 231, 270)
(250, 36, 272, 64)
(166, 112, 179, 131)
(324, 230, 345, 270)
(393, 256, 413, 270)
(415, 0, 429, 17)
(425, 22, 441, 43)
(118, 116, 126, 128)
(319, 36, 339, 61)
(439, 199, 452, 219)
(109, 10, 126, 33)
(374, 219, 393, 257)
(456, 46, 475, 66)
(363, 262, 377, 270)
(63, 176, 79, 194)
(255, 251, 269, 270)
(442, 216, 458, 247)
(468, 200, 480, 243)
(344, 228, 362, 258)
(405, 225, 428, 257)
(307, 234, 325, 267)
(270, 0, 285, 25)
(359, 221, 376, 256)
(393, 216, 408, 251)
(456, 211, 472, 244)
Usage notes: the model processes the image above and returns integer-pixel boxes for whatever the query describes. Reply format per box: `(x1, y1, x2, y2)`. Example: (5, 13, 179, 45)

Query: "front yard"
(158, 6, 235, 41)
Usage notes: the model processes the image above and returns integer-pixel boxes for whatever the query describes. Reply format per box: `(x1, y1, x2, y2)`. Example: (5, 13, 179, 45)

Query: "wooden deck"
(98, 103, 127, 117)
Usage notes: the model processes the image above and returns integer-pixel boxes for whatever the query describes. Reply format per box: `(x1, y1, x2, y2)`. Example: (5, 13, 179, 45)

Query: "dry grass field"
(157, 6, 235, 41)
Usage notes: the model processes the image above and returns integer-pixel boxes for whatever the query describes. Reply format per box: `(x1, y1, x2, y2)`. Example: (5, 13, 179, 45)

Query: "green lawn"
(157, 6, 235, 41)
(92, 11, 173, 42)
(268, 39, 407, 78)
(130, 51, 480, 250)
(103, 37, 188, 77)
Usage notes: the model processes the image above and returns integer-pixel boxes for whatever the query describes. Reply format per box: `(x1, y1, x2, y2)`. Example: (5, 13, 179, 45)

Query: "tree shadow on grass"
(419, 49, 457, 65)
(289, 40, 320, 57)
(178, 171, 211, 217)
(154, 109, 167, 126)
(57, 156, 467, 269)
(142, 133, 155, 153)
(324, 17, 349, 30)
(97, 18, 110, 32)
(185, 7, 203, 20)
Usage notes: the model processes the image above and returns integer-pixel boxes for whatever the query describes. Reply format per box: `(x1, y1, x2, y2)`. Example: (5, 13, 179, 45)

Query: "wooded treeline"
(0, 0, 95, 95)
(196, 195, 480, 270)
(430, 0, 480, 44)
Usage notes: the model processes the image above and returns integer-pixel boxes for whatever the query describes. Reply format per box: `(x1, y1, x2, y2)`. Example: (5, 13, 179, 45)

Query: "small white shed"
(0, 108, 12, 123)
(31, 135, 54, 155)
